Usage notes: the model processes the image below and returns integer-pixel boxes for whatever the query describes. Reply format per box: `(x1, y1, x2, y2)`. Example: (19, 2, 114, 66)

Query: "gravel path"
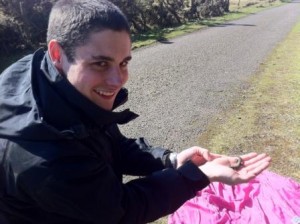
(119, 1, 300, 152)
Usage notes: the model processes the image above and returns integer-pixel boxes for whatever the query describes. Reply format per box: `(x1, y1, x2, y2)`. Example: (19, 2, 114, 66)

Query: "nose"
(107, 67, 123, 87)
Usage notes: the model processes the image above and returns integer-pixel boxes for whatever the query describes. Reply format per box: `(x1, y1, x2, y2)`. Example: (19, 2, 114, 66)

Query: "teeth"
(95, 89, 114, 96)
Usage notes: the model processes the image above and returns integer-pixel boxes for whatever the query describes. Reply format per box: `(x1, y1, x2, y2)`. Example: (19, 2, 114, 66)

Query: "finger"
(191, 155, 207, 165)
(240, 152, 258, 162)
(203, 151, 218, 161)
(230, 156, 270, 183)
(209, 153, 223, 160)
(249, 160, 270, 176)
(195, 147, 223, 161)
(240, 160, 270, 181)
(195, 147, 212, 161)
(213, 157, 232, 166)
(243, 153, 270, 167)
(244, 156, 271, 172)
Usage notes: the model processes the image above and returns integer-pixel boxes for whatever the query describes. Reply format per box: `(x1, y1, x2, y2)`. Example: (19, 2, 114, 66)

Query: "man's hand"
(176, 146, 221, 167)
(199, 152, 271, 185)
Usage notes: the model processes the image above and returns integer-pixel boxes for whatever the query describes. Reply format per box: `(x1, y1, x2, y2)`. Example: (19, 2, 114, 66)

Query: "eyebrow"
(91, 55, 132, 62)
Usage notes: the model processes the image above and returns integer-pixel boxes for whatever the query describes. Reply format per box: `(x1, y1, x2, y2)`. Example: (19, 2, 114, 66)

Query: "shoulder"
(0, 50, 45, 94)
(0, 54, 33, 78)
(0, 49, 45, 78)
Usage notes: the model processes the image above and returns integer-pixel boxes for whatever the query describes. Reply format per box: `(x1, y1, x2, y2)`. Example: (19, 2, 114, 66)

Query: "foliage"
(0, 0, 230, 56)
(0, 13, 23, 54)
(187, 0, 230, 19)
(114, 0, 230, 31)
(0, 0, 54, 54)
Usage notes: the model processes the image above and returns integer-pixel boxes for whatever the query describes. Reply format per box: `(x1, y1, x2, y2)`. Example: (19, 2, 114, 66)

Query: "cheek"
(65, 67, 92, 91)
(122, 72, 129, 85)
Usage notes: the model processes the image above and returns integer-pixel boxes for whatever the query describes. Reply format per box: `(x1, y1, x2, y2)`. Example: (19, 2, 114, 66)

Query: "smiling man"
(0, 0, 271, 223)
(49, 29, 132, 111)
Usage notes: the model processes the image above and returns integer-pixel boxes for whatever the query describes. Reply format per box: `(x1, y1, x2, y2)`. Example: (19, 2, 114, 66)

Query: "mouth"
(94, 88, 116, 99)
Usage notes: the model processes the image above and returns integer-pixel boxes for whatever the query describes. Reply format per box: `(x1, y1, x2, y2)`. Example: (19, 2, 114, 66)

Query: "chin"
(98, 104, 113, 111)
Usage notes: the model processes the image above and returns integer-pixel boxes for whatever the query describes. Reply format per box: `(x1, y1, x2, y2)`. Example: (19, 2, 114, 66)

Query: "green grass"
(198, 20, 300, 181)
(131, 23, 207, 49)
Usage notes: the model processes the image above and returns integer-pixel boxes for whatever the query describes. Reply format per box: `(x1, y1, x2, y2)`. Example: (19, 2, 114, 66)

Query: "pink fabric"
(169, 171, 300, 224)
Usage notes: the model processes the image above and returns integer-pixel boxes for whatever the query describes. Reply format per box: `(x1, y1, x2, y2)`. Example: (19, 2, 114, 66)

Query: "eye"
(94, 61, 108, 67)
(91, 61, 109, 71)
(120, 60, 129, 68)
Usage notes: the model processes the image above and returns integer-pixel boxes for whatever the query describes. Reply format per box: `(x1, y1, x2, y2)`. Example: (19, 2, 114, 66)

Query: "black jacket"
(0, 49, 210, 224)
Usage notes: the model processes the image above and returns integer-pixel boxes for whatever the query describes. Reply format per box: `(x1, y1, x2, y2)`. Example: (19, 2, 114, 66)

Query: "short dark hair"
(47, 0, 130, 62)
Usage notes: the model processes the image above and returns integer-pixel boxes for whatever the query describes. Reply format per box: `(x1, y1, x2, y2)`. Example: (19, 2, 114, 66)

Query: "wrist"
(177, 161, 211, 192)
(198, 163, 217, 182)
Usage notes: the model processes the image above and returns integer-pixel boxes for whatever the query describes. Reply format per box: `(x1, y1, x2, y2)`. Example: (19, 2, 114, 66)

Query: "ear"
(48, 40, 64, 72)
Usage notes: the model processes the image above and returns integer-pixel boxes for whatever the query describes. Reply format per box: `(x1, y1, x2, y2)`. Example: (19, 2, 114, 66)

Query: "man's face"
(60, 30, 131, 111)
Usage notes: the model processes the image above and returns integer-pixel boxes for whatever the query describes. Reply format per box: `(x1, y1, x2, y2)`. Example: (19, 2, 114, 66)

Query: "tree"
(0, 0, 230, 55)
(0, 0, 54, 51)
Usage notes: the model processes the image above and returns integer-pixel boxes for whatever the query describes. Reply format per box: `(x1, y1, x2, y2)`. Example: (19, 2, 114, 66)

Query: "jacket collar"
(39, 50, 138, 129)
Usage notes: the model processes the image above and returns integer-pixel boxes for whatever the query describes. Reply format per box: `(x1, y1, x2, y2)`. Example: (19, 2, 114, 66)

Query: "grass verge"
(198, 20, 300, 182)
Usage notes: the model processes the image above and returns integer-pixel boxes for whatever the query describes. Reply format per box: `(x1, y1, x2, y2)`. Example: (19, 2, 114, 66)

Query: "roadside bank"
(198, 20, 300, 182)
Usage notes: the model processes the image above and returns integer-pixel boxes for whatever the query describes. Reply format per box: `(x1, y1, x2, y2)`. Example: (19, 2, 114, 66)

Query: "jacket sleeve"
(13, 140, 210, 224)
(120, 162, 210, 223)
(108, 124, 172, 176)
(22, 157, 210, 224)
(120, 137, 173, 176)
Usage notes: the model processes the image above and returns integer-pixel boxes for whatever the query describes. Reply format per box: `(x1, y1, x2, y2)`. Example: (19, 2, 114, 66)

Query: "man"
(0, 0, 271, 223)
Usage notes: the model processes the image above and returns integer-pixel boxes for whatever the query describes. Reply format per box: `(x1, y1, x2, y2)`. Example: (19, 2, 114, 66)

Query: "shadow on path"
(212, 23, 256, 28)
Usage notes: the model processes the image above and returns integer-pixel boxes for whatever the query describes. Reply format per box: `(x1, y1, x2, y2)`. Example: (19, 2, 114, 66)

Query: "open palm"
(199, 152, 271, 185)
